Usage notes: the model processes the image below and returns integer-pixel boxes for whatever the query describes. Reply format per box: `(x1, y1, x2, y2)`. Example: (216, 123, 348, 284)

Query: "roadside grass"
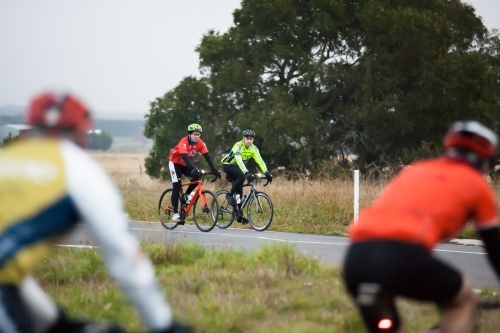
(33, 242, 485, 333)
(119, 176, 384, 237)
(119, 176, 488, 240)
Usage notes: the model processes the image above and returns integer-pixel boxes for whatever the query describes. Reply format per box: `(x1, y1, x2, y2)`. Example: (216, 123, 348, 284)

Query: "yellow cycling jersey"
(0, 139, 78, 284)
(0, 138, 174, 330)
(221, 141, 268, 174)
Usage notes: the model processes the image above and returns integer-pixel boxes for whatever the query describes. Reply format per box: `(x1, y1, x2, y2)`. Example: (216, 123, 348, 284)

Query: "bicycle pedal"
(177, 220, 185, 225)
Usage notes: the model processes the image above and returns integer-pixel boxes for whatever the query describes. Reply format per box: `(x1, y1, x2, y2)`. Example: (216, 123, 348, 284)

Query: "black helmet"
(242, 129, 255, 137)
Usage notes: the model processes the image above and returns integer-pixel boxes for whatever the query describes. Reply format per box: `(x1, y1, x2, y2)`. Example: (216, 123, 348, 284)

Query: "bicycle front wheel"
(158, 188, 179, 230)
(247, 192, 273, 231)
(214, 190, 236, 229)
(193, 190, 218, 232)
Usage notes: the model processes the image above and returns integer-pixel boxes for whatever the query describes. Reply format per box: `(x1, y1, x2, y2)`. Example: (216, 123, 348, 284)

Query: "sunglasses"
(244, 135, 255, 139)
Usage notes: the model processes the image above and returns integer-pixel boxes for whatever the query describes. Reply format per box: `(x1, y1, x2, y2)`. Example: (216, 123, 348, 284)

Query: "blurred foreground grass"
(34, 243, 500, 333)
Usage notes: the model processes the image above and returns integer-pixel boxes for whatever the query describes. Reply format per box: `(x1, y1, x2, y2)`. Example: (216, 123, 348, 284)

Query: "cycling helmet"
(443, 120, 498, 158)
(25, 92, 92, 134)
(242, 129, 255, 137)
(188, 123, 202, 133)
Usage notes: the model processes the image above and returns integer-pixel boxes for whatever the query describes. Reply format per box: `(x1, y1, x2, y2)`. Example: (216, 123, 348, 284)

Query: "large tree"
(145, 0, 500, 179)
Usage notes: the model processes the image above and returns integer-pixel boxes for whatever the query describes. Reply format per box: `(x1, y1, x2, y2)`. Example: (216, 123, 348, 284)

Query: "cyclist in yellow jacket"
(222, 129, 272, 223)
(0, 92, 192, 333)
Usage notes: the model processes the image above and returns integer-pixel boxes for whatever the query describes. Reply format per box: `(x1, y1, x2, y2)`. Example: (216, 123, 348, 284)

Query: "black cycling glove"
(191, 168, 200, 179)
(212, 169, 221, 179)
(244, 172, 254, 182)
(264, 172, 273, 183)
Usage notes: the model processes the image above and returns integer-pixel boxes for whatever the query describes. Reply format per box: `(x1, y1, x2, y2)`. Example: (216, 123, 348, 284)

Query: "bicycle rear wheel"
(158, 188, 179, 230)
(214, 190, 236, 229)
(247, 192, 273, 231)
(193, 190, 218, 232)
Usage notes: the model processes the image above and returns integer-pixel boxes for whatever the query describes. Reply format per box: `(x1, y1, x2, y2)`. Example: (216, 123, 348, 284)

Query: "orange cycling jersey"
(169, 136, 209, 166)
(349, 158, 498, 250)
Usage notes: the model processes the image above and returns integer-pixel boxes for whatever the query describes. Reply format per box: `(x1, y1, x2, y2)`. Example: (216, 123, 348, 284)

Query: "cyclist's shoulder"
(61, 141, 114, 186)
(175, 136, 189, 146)
(0, 138, 68, 175)
(250, 144, 260, 152)
(232, 140, 245, 150)
(1, 137, 61, 154)
(195, 137, 208, 148)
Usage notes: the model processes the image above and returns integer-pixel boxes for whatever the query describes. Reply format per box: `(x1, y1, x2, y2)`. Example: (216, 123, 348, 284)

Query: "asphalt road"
(62, 220, 500, 289)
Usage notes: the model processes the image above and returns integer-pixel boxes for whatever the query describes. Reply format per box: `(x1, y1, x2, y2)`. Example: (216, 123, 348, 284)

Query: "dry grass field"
(89, 152, 483, 238)
(88, 152, 376, 235)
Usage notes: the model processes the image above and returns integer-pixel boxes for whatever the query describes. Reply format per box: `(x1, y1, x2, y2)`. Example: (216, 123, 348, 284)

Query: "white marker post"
(354, 170, 359, 223)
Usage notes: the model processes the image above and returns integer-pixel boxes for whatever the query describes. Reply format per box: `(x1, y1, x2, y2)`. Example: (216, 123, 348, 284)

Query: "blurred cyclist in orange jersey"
(0, 92, 193, 333)
(343, 120, 500, 333)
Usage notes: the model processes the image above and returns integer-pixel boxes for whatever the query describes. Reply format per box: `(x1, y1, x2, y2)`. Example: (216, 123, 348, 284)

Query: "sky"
(0, 0, 498, 118)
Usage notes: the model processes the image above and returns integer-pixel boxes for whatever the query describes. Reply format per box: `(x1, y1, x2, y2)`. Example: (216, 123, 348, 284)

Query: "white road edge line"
(128, 226, 487, 254)
(55, 244, 97, 249)
(70, 223, 487, 255)
(129, 226, 347, 246)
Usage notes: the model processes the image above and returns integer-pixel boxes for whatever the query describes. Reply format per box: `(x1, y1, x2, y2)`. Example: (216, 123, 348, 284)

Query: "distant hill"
(0, 115, 23, 126)
(0, 104, 146, 120)
(0, 105, 147, 144)
(0, 105, 24, 116)
(94, 111, 146, 120)
(94, 119, 145, 137)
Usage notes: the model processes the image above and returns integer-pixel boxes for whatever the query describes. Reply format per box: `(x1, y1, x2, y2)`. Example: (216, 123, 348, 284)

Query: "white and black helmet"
(242, 129, 255, 137)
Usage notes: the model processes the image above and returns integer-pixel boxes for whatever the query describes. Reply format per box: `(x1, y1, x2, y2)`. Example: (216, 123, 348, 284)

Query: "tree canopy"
(145, 0, 500, 179)
(88, 131, 113, 151)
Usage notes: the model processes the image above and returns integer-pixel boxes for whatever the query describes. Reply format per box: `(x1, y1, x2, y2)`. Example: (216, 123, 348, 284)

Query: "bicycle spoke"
(214, 190, 236, 229)
(193, 190, 217, 232)
(158, 189, 179, 230)
(247, 192, 273, 231)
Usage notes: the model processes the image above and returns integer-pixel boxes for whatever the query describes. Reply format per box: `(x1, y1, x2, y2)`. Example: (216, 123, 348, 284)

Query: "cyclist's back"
(343, 120, 500, 333)
(350, 157, 496, 249)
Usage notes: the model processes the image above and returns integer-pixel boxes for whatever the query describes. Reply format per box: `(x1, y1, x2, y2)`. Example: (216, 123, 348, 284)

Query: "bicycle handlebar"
(243, 174, 271, 187)
(199, 170, 219, 183)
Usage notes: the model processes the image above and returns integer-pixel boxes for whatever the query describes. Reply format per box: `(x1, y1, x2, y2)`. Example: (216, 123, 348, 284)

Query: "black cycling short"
(222, 164, 245, 195)
(343, 240, 462, 333)
(0, 285, 35, 333)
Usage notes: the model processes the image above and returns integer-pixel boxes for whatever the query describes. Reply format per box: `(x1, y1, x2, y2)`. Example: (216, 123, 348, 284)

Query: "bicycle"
(158, 170, 219, 232)
(213, 174, 273, 231)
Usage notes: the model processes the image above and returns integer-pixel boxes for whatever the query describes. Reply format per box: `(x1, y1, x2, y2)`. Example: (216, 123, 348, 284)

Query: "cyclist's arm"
(19, 276, 59, 332)
(181, 154, 196, 170)
(202, 152, 217, 171)
(251, 145, 268, 173)
(478, 227, 500, 279)
(62, 141, 173, 331)
(473, 181, 500, 279)
(232, 142, 249, 173)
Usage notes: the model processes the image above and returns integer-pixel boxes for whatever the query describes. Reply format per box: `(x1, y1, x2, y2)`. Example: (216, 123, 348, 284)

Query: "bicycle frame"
(233, 176, 271, 216)
(164, 170, 217, 219)
(179, 179, 204, 215)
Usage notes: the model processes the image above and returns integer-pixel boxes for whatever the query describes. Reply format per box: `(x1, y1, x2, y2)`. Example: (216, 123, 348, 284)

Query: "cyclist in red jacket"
(168, 124, 221, 222)
(344, 120, 500, 333)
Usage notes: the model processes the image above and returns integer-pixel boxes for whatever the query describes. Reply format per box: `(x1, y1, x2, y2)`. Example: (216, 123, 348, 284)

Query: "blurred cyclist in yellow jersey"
(0, 92, 193, 333)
